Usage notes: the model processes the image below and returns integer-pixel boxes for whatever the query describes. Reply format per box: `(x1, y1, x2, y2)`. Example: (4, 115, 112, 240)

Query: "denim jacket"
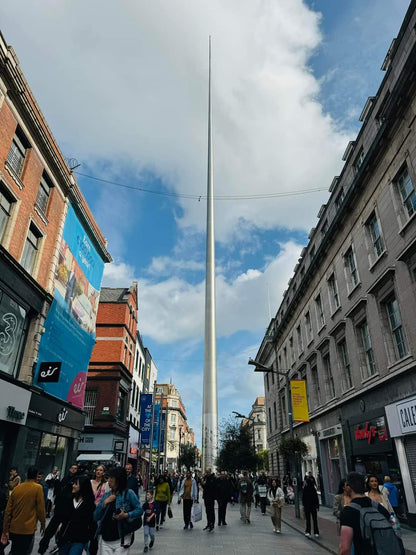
(94, 488, 143, 530)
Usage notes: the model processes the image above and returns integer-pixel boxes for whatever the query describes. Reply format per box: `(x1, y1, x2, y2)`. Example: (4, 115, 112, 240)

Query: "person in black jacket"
(56, 474, 95, 554)
(216, 472, 233, 526)
(201, 468, 217, 531)
(302, 476, 320, 538)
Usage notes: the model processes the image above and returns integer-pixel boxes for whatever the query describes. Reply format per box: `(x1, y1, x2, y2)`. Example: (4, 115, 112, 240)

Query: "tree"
(216, 417, 260, 472)
(177, 443, 197, 471)
(257, 449, 269, 471)
(277, 437, 308, 458)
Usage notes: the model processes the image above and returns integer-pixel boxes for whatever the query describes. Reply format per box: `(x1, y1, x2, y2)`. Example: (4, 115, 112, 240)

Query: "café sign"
(397, 398, 416, 434)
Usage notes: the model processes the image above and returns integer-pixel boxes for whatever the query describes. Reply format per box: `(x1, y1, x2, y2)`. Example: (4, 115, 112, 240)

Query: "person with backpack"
(237, 471, 254, 524)
(256, 473, 268, 515)
(339, 471, 405, 555)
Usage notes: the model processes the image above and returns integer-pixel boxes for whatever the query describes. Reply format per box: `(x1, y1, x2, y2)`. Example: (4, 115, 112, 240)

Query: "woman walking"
(55, 474, 96, 555)
(94, 466, 143, 554)
(365, 474, 394, 513)
(178, 471, 198, 529)
(302, 476, 320, 538)
(268, 478, 284, 533)
(91, 466, 108, 506)
(154, 475, 171, 530)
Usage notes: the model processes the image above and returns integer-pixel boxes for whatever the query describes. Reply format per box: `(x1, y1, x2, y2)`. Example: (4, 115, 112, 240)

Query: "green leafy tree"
(257, 449, 269, 471)
(216, 417, 261, 472)
(178, 443, 197, 471)
(277, 437, 308, 458)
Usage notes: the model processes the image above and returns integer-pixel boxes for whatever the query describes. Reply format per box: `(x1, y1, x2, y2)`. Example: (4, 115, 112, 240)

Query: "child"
(143, 490, 156, 552)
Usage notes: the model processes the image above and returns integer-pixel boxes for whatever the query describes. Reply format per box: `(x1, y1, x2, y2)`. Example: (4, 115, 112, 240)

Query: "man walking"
(2, 466, 45, 554)
(201, 468, 217, 531)
(238, 471, 254, 524)
(7, 468, 21, 497)
(125, 463, 139, 495)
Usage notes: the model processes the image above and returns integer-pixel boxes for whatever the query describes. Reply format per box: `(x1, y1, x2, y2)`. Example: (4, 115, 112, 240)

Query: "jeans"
(143, 525, 155, 548)
(9, 533, 34, 555)
(59, 542, 88, 555)
(239, 502, 251, 521)
(204, 498, 215, 528)
(154, 500, 167, 526)
(99, 538, 128, 555)
(259, 497, 267, 514)
(183, 499, 193, 526)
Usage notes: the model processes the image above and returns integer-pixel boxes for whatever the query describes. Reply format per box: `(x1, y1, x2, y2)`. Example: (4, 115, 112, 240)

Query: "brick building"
(80, 284, 138, 466)
(254, 2, 416, 526)
(0, 32, 111, 480)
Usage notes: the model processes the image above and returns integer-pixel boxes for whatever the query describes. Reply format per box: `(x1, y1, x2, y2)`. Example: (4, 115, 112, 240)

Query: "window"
(310, 245, 315, 260)
(335, 188, 345, 209)
(280, 392, 287, 428)
(21, 223, 42, 274)
(338, 340, 352, 390)
(315, 293, 325, 329)
(273, 401, 278, 430)
(7, 127, 29, 177)
(358, 321, 376, 379)
(296, 325, 303, 355)
(268, 407, 272, 433)
(84, 390, 97, 425)
(266, 373, 269, 392)
(0, 185, 15, 243)
(321, 219, 328, 235)
(305, 311, 313, 343)
(116, 390, 127, 421)
(310, 364, 321, 407)
(171, 413, 177, 424)
(289, 336, 295, 364)
(385, 298, 408, 360)
(355, 149, 365, 171)
(328, 274, 340, 312)
(397, 166, 416, 219)
(345, 247, 359, 289)
(0, 290, 28, 376)
(322, 353, 335, 399)
(366, 212, 385, 258)
(36, 173, 53, 214)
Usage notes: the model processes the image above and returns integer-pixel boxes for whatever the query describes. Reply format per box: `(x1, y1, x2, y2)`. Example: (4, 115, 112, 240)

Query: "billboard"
(291, 379, 310, 422)
(34, 205, 105, 407)
(139, 393, 153, 446)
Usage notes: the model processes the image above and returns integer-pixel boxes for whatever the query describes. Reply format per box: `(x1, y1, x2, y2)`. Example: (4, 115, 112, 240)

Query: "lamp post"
(232, 411, 257, 465)
(177, 426, 183, 472)
(248, 358, 301, 518)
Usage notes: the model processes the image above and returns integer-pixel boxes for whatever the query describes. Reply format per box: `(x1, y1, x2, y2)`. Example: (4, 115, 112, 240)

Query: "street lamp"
(248, 357, 301, 519)
(232, 411, 257, 458)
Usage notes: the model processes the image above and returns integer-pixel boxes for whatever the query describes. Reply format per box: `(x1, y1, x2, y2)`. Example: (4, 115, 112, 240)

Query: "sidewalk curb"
(281, 517, 337, 555)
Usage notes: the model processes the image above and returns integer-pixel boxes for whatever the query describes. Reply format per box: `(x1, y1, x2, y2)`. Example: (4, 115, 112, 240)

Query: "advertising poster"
(35, 205, 105, 407)
(139, 393, 153, 446)
(152, 404, 161, 450)
(291, 379, 310, 422)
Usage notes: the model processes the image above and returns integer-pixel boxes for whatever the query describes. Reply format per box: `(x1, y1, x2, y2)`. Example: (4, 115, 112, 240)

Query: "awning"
(77, 453, 115, 462)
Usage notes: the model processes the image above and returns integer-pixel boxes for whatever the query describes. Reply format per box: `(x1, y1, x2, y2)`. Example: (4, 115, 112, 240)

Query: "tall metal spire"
(202, 36, 218, 471)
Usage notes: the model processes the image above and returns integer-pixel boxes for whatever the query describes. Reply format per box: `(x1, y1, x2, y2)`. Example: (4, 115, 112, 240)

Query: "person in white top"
(267, 478, 285, 533)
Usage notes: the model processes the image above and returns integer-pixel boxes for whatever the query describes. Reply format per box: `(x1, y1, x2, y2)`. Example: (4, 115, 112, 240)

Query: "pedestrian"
(178, 471, 198, 529)
(36, 472, 48, 509)
(89, 465, 109, 555)
(365, 474, 394, 514)
(256, 473, 268, 515)
(201, 468, 217, 531)
(383, 476, 399, 513)
(216, 471, 233, 526)
(339, 471, 391, 555)
(333, 478, 351, 535)
(237, 471, 254, 524)
(125, 464, 138, 496)
(142, 491, 156, 552)
(7, 468, 21, 497)
(45, 467, 60, 518)
(268, 478, 284, 533)
(302, 475, 320, 538)
(53, 474, 95, 554)
(94, 466, 143, 554)
(153, 475, 171, 531)
(1, 466, 46, 555)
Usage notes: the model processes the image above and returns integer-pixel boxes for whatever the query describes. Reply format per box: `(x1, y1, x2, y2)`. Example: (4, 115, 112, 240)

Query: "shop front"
(318, 424, 347, 506)
(11, 391, 85, 478)
(386, 394, 416, 527)
(78, 432, 128, 466)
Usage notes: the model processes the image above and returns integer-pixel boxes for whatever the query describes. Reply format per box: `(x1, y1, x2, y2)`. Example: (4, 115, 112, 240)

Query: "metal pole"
(148, 380, 157, 488)
(157, 391, 164, 474)
(286, 373, 300, 518)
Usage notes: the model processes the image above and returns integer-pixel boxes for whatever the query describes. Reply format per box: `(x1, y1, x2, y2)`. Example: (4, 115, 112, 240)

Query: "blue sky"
(0, 0, 410, 447)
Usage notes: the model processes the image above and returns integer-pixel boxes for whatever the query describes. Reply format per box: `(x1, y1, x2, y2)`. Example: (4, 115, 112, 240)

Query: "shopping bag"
(168, 505, 173, 519)
(191, 502, 202, 523)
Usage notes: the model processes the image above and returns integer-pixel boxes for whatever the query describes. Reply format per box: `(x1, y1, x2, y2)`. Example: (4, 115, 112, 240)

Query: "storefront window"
(22, 429, 42, 474)
(55, 436, 67, 473)
(0, 290, 28, 376)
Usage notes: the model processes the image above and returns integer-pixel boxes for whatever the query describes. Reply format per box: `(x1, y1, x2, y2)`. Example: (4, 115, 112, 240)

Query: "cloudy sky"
(0, 0, 410, 446)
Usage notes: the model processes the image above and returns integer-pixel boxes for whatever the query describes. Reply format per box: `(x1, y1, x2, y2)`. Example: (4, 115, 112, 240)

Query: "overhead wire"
(74, 171, 327, 201)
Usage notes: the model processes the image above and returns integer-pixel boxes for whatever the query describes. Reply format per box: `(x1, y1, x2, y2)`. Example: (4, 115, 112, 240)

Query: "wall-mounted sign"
(114, 440, 124, 452)
(354, 418, 388, 444)
(38, 362, 62, 383)
(397, 398, 416, 435)
(291, 379, 310, 422)
(7, 405, 25, 420)
(1, 382, 31, 425)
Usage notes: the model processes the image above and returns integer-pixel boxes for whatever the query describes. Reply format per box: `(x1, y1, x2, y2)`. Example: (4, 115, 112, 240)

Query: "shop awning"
(77, 453, 115, 462)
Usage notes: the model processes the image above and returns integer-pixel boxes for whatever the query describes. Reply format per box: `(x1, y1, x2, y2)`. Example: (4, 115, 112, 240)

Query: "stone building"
(254, 2, 416, 526)
(0, 32, 110, 480)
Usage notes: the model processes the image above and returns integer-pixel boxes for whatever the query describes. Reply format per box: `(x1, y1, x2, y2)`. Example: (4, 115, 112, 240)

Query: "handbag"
(168, 506, 173, 519)
(191, 502, 202, 523)
(117, 491, 143, 548)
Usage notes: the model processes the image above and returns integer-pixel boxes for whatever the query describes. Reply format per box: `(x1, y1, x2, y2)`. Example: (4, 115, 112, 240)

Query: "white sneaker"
(305, 532, 311, 537)
(273, 528, 277, 533)
(314, 534, 319, 538)
(276, 530, 281, 533)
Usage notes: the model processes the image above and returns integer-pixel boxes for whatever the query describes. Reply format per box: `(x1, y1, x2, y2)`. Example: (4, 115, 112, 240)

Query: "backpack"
(240, 480, 248, 494)
(348, 501, 405, 555)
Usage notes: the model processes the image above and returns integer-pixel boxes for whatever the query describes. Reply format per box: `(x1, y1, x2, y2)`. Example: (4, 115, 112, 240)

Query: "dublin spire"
(202, 36, 218, 471)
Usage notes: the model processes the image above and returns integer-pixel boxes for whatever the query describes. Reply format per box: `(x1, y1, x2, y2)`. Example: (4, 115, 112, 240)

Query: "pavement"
(5, 495, 416, 554)
(280, 502, 416, 555)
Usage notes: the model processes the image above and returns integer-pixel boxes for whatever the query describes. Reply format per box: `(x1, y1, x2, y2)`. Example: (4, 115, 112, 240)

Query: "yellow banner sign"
(291, 379, 310, 422)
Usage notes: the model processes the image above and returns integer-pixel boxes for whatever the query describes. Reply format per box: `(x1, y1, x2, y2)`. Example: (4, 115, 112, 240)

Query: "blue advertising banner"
(139, 394, 153, 446)
(160, 411, 166, 453)
(152, 404, 161, 450)
(35, 204, 105, 407)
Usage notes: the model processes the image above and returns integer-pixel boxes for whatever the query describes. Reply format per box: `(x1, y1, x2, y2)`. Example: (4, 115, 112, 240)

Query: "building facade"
(255, 2, 416, 526)
(79, 284, 138, 466)
(0, 32, 110, 481)
(249, 397, 267, 453)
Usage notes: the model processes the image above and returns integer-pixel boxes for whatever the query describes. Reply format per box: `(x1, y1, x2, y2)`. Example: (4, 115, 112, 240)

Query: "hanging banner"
(139, 393, 153, 446)
(160, 411, 166, 453)
(152, 404, 161, 449)
(291, 379, 310, 422)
